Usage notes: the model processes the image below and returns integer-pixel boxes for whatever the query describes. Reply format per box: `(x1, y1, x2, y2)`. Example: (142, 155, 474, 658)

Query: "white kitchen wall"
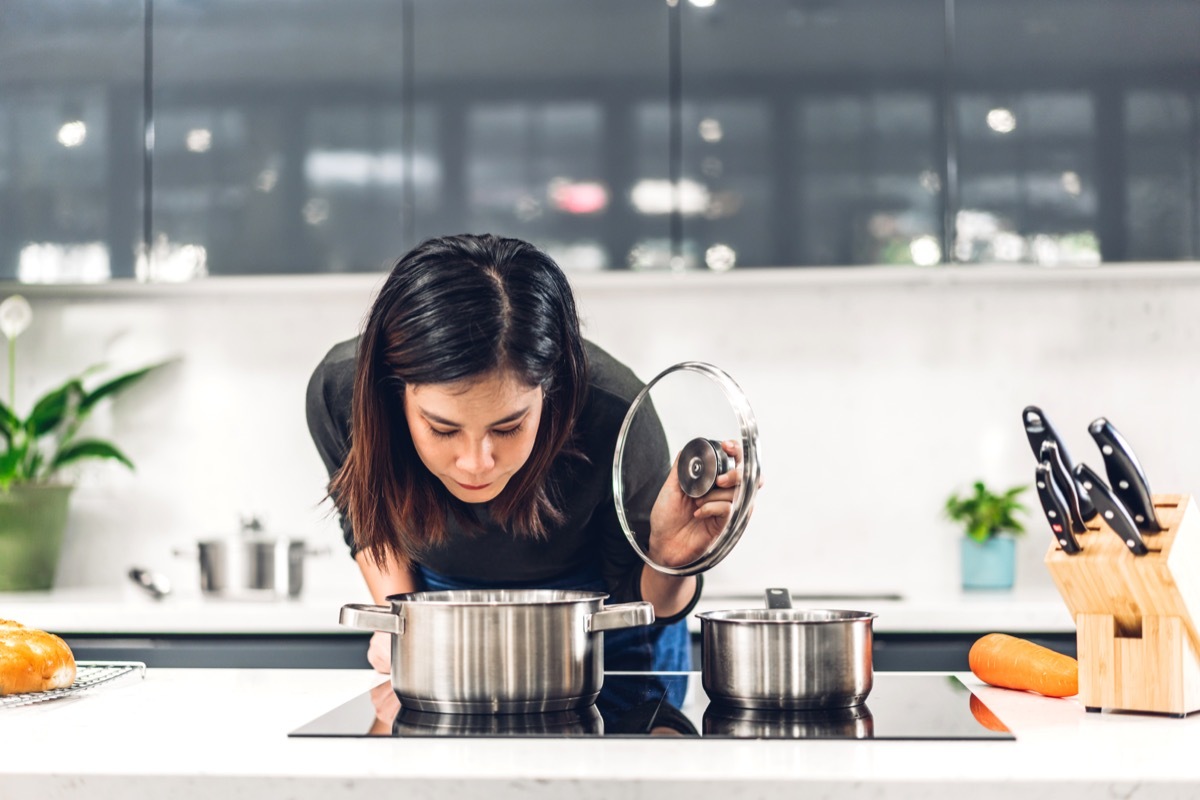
(11, 264, 1200, 602)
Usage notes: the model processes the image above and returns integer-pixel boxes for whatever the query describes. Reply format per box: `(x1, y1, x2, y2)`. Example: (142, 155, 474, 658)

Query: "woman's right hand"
(367, 631, 393, 673)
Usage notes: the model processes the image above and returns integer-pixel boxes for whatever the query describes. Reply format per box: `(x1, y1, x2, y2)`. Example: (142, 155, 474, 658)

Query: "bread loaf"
(0, 619, 77, 695)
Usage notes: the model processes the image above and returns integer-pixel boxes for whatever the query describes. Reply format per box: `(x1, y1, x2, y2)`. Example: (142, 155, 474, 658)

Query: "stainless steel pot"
(340, 589, 655, 713)
(177, 537, 326, 598)
(697, 589, 876, 710)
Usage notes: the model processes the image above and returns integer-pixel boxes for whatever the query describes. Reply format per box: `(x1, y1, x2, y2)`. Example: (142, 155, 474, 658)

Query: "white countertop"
(0, 585, 1076, 636)
(1, 667, 1198, 799)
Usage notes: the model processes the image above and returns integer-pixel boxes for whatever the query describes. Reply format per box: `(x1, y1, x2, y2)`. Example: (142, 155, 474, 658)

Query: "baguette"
(0, 618, 77, 695)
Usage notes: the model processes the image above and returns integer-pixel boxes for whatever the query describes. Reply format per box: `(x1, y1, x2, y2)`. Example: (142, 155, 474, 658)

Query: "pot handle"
(585, 601, 655, 633)
(765, 587, 793, 609)
(339, 603, 404, 635)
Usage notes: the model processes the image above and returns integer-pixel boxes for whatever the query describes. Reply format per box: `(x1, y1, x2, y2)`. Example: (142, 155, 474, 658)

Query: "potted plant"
(944, 480, 1028, 591)
(0, 294, 163, 591)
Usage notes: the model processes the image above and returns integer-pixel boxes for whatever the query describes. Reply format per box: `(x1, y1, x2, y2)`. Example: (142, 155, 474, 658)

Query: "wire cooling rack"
(1, 661, 146, 708)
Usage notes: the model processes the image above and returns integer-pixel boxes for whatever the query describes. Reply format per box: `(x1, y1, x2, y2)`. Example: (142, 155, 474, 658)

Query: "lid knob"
(677, 437, 732, 498)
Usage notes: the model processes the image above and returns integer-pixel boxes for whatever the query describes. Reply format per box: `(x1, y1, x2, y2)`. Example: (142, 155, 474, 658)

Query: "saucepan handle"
(585, 601, 655, 632)
(765, 587, 793, 609)
(339, 603, 404, 635)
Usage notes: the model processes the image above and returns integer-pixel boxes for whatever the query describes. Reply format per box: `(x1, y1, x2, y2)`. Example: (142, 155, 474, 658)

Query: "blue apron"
(414, 563, 692, 679)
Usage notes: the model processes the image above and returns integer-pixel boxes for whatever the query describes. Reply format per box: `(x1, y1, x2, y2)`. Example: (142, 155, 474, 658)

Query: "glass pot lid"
(612, 361, 761, 576)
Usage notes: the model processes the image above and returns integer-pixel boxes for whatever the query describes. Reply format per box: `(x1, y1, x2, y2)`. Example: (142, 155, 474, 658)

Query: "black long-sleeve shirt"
(305, 338, 701, 621)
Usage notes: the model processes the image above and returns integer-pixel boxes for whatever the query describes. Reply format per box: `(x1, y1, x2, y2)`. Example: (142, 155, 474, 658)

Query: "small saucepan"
(697, 588, 876, 710)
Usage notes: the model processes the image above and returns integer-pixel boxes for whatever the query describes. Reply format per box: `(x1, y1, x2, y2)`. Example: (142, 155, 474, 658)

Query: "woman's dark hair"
(331, 233, 589, 568)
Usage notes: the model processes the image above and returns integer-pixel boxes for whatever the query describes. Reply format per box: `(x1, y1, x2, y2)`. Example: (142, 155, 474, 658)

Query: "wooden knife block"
(1045, 493, 1200, 716)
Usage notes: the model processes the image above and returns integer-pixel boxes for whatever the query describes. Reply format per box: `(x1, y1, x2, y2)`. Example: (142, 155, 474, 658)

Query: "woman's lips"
(456, 481, 492, 491)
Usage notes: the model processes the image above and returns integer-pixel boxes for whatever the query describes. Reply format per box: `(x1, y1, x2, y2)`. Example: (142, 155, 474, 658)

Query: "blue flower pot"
(960, 535, 1015, 591)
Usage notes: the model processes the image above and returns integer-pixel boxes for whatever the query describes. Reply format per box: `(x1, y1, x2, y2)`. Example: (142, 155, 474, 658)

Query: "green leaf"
(2, 359, 167, 485)
(49, 439, 136, 472)
(0, 396, 18, 443)
(25, 379, 84, 436)
(79, 363, 163, 416)
(0, 447, 23, 487)
(945, 480, 1030, 539)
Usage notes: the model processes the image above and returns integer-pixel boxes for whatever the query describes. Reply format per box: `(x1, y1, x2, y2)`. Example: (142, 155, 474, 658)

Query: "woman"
(305, 233, 743, 674)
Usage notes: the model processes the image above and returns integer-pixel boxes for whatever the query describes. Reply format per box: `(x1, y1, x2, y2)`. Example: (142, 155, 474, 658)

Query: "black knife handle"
(1036, 463, 1082, 554)
(1022, 406, 1098, 521)
(1088, 418, 1162, 534)
(1074, 463, 1149, 556)
(1039, 440, 1088, 534)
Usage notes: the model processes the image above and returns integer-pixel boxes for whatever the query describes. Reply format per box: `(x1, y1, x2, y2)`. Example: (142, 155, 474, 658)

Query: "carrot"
(969, 694, 1010, 732)
(968, 633, 1078, 697)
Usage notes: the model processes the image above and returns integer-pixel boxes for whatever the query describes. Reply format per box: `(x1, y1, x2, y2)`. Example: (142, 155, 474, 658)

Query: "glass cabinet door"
(152, 0, 408, 278)
(953, 0, 1200, 264)
(0, 0, 145, 281)
(409, 0, 671, 272)
(679, 0, 946, 268)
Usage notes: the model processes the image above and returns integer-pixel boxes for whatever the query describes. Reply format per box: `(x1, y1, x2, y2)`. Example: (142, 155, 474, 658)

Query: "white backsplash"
(13, 264, 1200, 603)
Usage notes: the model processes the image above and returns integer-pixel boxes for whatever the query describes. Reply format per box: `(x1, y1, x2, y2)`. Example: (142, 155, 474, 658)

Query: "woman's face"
(404, 370, 544, 504)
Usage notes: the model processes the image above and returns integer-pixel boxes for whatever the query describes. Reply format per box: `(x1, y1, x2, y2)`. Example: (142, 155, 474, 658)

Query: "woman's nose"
(456, 436, 495, 475)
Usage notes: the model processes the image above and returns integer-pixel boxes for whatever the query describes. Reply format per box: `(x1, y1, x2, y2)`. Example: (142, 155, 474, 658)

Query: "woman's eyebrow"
(420, 408, 530, 428)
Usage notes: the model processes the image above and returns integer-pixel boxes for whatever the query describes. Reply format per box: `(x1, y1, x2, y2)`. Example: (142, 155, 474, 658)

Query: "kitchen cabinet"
(61, 633, 371, 669)
(871, 632, 1074, 671)
(5, 0, 1198, 279)
(60, 630, 1077, 672)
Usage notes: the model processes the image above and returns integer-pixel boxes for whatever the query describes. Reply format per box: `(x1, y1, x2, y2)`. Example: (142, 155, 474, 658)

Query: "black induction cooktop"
(290, 672, 1014, 740)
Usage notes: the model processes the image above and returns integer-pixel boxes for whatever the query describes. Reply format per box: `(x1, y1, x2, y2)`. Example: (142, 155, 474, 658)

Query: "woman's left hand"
(368, 679, 401, 734)
(648, 439, 748, 567)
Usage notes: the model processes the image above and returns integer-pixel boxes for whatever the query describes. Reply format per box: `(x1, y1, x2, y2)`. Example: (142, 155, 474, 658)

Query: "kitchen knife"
(1035, 462, 1082, 554)
(1073, 463, 1149, 556)
(1021, 406, 1097, 521)
(1088, 417, 1162, 534)
(1038, 440, 1088, 535)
